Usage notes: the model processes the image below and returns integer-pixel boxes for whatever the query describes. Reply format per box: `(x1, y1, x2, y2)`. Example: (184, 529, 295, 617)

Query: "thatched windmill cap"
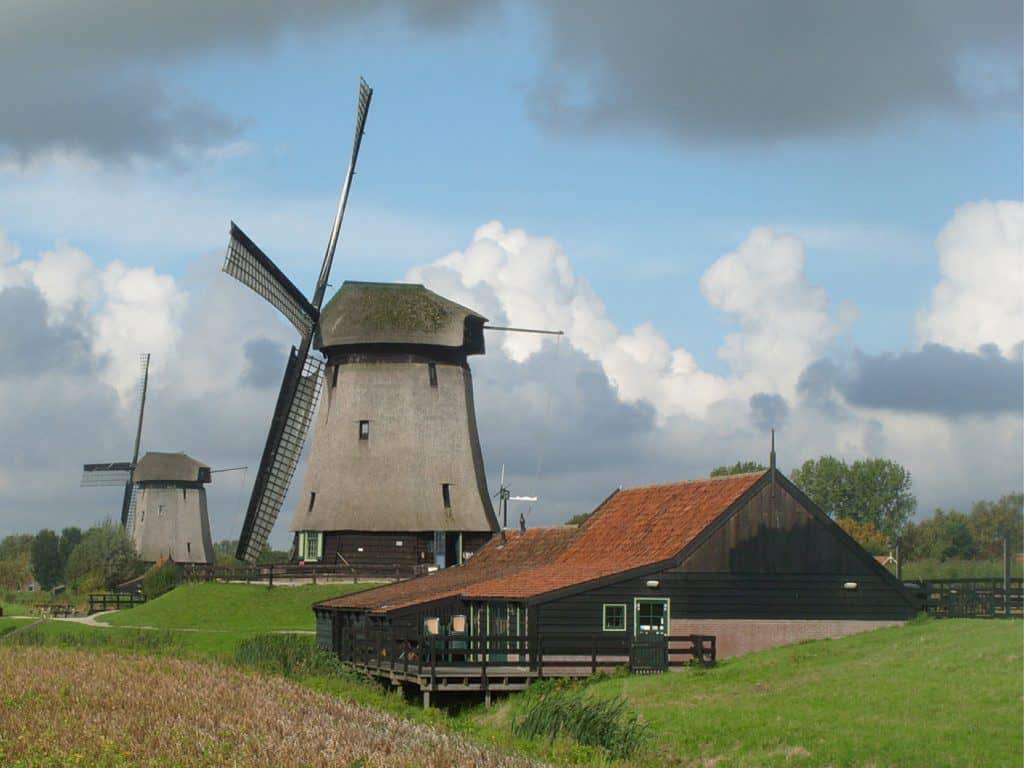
(133, 452, 211, 485)
(316, 281, 488, 354)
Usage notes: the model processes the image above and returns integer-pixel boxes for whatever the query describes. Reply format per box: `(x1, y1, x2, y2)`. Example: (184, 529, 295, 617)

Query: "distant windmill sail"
(224, 78, 373, 563)
(81, 353, 151, 531)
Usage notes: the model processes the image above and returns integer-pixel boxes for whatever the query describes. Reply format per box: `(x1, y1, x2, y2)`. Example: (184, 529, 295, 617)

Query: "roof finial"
(770, 428, 776, 472)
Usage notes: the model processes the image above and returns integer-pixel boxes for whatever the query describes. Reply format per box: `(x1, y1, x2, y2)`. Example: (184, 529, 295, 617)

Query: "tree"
(64, 521, 142, 591)
(566, 512, 592, 526)
(902, 509, 977, 561)
(791, 456, 915, 540)
(58, 526, 83, 578)
(0, 533, 33, 562)
(846, 459, 915, 540)
(790, 456, 853, 518)
(30, 529, 62, 590)
(710, 461, 767, 477)
(0, 557, 31, 591)
(966, 494, 1023, 557)
(834, 518, 888, 556)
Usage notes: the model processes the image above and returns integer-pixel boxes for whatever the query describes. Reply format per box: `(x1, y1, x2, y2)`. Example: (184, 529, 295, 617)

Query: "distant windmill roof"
(133, 452, 211, 484)
(316, 281, 488, 353)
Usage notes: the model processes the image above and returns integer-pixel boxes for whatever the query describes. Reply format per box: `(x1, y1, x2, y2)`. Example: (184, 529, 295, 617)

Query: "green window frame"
(299, 531, 323, 562)
(602, 603, 627, 632)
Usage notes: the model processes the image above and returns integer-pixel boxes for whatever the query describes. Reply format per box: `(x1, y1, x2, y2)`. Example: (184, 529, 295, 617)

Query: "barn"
(315, 466, 918, 700)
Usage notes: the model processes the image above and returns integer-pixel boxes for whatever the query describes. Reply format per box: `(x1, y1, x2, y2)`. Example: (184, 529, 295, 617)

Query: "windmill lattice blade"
(124, 482, 140, 534)
(224, 223, 317, 337)
(236, 348, 324, 563)
(81, 462, 132, 487)
(119, 479, 135, 528)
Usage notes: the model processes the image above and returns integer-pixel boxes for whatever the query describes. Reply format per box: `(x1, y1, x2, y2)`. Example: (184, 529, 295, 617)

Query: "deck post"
(422, 689, 430, 709)
(484, 690, 491, 707)
(591, 634, 597, 675)
(1003, 538, 1010, 617)
(537, 636, 544, 679)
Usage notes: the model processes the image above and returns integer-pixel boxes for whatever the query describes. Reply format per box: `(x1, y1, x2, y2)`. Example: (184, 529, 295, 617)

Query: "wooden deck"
(338, 631, 716, 706)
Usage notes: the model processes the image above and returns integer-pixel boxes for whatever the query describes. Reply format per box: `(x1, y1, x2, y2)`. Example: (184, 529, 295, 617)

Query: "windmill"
(81, 353, 151, 531)
(223, 79, 565, 571)
(222, 79, 372, 564)
(495, 465, 539, 535)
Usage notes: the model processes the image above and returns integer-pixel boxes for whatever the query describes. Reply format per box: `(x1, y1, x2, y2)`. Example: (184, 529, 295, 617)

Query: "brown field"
(0, 647, 541, 768)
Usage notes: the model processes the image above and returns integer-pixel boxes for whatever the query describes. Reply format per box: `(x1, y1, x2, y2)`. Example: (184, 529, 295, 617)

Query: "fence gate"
(630, 632, 668, 674)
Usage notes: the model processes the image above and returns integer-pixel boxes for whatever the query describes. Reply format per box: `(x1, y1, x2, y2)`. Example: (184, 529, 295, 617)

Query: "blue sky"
(0, 2, 1020, 543)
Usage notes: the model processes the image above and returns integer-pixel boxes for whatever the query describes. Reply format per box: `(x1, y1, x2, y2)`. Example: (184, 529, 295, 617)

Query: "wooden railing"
(88, 593, 146, 614)
(338, 627, 715, 681)
(907, 578, 1022, 619)
(182, 562, 401, 585)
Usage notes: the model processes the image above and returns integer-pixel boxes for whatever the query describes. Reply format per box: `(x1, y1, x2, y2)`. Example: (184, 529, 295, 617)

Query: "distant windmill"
(222, 79, 564, 570)
(82, 355, 241, 564)
(495, 465, 539, 535)
(81, 353, 151, 531)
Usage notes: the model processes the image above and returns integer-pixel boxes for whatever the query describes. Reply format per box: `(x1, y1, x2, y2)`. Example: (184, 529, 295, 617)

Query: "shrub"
(141, 559, 181, 600)
(511, 679, 648, 758)
(234, 633, 347, 678)
(65, 521, 143, 591)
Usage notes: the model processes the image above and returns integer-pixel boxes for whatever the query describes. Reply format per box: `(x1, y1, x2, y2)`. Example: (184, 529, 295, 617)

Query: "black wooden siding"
(535, 479, 915, 638)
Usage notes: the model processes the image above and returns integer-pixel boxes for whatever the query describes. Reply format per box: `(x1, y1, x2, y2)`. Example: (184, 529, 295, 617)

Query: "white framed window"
(603, 603, 627, 632)
(633, 597, 670, 635)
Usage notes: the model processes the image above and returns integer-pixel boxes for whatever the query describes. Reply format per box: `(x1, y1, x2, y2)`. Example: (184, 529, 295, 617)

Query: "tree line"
(0, 521, 142, 593)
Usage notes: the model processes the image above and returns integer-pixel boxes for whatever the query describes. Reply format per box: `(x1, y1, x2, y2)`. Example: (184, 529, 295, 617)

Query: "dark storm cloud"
(531, 0, 1021, 143)
(3, 1, 1018, 162)
(799, 343, 1023, 416)
(0, 285, 93, 376)
(749, 392, 788, 433)
(240, 337, 287, 389)
(0, 1, 490, 162)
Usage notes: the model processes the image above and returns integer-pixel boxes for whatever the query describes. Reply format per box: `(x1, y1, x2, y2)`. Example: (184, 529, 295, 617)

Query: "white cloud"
(408, 221, 840, 421)
(917, 200, 1024, 356)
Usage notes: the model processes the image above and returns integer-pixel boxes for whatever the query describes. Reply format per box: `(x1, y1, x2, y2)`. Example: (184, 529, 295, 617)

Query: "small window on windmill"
(158, 504, 164, 517)
(308, 492, 316, 512)
(331, 365, 339, 389)
(359, 420, 369, 440)
(428, 362, 438, 387)
(186, 542, 191, 558)
(442, 483, 452, 509)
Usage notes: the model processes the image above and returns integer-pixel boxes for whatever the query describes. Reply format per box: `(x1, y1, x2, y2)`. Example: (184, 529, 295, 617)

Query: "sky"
(0, 1, 1021, 547)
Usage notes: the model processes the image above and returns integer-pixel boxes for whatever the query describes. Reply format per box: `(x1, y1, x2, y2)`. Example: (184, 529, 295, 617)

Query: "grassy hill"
(470, 617, 1023, 767)
(99, 581, 375, 632)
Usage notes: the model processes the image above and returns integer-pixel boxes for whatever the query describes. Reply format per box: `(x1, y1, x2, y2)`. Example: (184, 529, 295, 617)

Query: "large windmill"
(222, 79, 373, 564)
(224, 79, 563, 571)
(82, 353, 151, 531)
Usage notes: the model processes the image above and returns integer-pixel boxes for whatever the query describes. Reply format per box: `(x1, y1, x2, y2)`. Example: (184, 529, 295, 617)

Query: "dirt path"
(48, 613, 314, 634)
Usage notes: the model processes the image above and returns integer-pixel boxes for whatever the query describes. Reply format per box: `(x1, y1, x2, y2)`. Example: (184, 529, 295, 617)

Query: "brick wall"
(670, 618, 904, 659)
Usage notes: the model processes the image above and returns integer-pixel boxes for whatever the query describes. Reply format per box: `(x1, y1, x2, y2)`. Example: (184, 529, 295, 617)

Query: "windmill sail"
(224, 223, 317, 337)
(225, 78, 372, 563)
(81, 354, 150, 530)
(236, 347, 324, 563)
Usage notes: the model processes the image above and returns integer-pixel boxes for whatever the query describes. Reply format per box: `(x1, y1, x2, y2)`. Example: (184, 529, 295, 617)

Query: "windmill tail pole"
(312, 78, 373, 310)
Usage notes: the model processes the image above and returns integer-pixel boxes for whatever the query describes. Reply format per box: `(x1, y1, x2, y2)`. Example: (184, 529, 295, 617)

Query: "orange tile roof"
(317, 526, 578, 614)
(461, 472, 765, 600)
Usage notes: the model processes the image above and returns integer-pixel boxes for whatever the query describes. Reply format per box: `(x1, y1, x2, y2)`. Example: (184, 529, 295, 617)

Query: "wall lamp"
(843, 582, 858, 590)
(645, 579, 661, 588)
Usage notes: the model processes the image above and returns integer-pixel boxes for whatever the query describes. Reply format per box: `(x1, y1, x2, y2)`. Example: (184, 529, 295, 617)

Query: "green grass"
(99, 581, 377, 631)
(901, 558, 1022, 579)
(467, 618, 1023, 767)
(10, 584, 1022, 768)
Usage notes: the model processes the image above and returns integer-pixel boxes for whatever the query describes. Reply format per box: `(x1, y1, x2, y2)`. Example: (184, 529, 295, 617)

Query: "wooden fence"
(181, 562, 401, 585)
(88, 593, 146, 614)
(338, 627, 715, 682)
(907, 578, 1022, 619)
